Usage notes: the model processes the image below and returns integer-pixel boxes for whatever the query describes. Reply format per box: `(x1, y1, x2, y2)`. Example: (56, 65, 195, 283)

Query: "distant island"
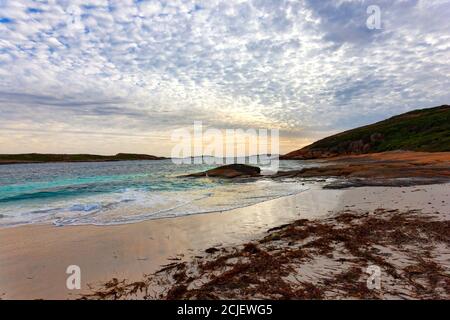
(282, 105, 450, 159)
(0, 153, 166, 165)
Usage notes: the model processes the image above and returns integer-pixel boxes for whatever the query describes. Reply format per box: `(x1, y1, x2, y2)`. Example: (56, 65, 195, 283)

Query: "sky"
(0, 0, 449, 156)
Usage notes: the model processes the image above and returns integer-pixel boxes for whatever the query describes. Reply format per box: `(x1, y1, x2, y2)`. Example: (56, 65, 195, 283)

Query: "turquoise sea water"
(0, 160, 310, 227)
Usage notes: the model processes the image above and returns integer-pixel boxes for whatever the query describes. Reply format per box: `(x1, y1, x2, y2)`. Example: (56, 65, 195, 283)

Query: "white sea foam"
(0, 159, 316, 227)
(0, 179, 309, 227)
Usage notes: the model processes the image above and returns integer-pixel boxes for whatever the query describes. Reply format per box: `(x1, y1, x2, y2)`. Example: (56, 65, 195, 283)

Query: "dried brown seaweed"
(80, 208, 450, 300)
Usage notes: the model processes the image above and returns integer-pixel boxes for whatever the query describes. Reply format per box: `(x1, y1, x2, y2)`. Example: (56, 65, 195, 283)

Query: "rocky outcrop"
(276, 151, 450, 183)
(185, 164, 261, 178)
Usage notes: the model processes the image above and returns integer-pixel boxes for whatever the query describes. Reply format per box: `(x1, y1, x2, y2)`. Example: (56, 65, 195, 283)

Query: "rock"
(349, 140, 365, 153)
(186, 164, 261, 178)
(362, 143, 371, 153)
(205, 247, 220, 254)
(370, 132, 384, 142)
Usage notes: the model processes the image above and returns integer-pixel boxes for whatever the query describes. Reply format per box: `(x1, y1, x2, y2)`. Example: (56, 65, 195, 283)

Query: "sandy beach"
(0, 181, 448, 300)
(2, 0, 450, 307)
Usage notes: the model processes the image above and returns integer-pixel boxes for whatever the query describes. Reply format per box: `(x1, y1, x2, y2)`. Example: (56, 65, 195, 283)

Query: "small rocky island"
(186, 164, 261, 178)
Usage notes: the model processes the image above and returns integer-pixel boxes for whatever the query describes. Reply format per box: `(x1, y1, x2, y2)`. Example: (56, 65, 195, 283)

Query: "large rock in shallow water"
(186, 164, 261, 178)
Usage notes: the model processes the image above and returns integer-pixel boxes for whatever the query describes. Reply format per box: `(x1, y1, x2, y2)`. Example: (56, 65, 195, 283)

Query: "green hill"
(282, 105, 450, 159)
(0, 153, 166, 165)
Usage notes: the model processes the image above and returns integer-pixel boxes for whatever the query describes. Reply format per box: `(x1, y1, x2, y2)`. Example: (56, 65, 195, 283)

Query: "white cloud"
(0, 0, 449, 154)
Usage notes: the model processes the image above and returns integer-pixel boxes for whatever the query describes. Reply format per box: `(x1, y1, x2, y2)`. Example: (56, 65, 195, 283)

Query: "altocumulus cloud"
(0, 0, 449, 154)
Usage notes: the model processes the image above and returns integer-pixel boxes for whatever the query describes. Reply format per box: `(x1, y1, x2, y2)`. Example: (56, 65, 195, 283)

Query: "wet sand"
(148, 206, 449, 300)
(0, 183, 448, 299)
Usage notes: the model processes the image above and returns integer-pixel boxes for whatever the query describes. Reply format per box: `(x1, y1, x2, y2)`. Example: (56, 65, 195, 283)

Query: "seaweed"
(80, 208, 450, 300)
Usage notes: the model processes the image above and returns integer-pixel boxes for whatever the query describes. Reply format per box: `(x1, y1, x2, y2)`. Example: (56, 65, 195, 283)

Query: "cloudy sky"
(0, 0, 449, 156)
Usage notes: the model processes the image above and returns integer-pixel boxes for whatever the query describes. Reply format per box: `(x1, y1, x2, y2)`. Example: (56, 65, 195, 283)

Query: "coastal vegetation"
(282, 105, 450, 159)
(0, 153, 166, 165)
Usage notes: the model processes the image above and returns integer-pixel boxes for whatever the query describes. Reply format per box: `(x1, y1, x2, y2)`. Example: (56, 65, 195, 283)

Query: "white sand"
(0, 183, 448, 299)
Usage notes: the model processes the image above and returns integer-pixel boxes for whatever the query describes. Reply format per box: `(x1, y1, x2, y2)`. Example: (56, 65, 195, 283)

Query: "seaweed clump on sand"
(81, 208, 450, 300)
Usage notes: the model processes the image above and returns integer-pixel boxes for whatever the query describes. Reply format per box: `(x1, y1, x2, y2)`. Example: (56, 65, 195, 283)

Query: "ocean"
(0, 159, 312, 227)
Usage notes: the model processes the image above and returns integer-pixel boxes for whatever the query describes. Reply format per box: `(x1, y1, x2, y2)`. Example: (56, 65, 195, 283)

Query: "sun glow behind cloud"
(0, 0, 449, 155)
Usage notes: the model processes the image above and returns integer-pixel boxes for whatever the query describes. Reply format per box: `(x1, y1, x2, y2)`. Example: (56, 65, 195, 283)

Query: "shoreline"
(0, 185, 313, 230)
(147, 206, 449, 300)
(82, 183, 450, 300)
(1, 183, 449, 299)
(0, 184, 342, 299)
